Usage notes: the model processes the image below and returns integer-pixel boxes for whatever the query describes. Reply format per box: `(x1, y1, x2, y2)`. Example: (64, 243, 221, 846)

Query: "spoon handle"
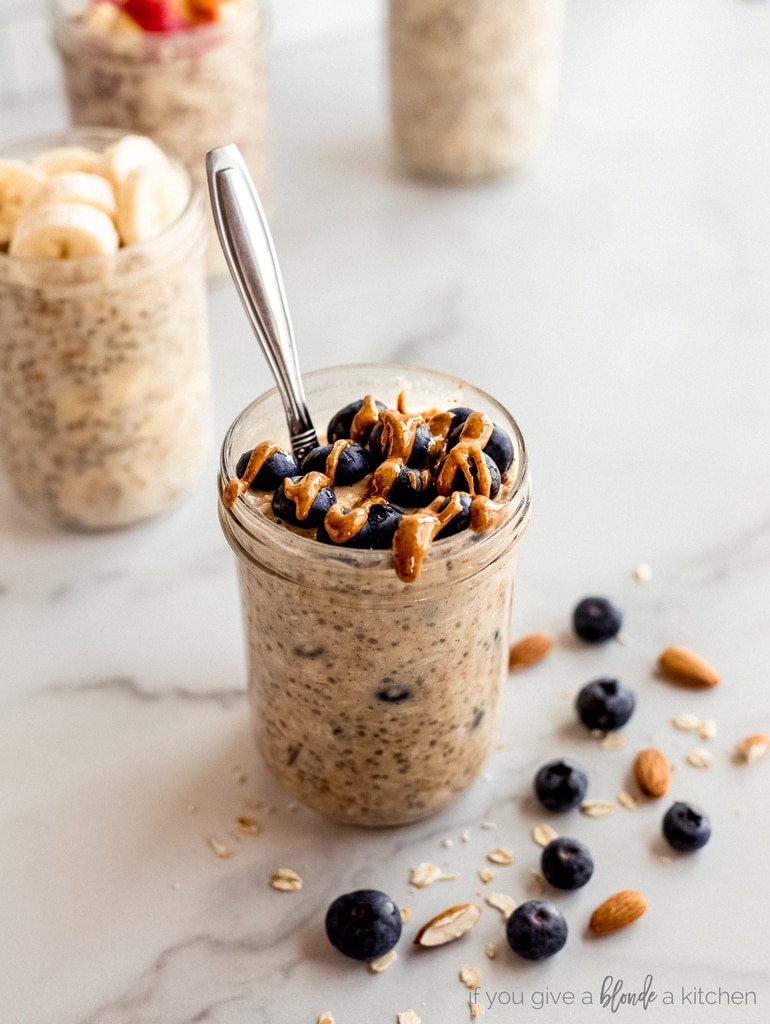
(206, 145, 319, 461)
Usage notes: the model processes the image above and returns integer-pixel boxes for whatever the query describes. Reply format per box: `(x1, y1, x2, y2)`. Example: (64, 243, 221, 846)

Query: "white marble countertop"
(2, 1, 770, 1022)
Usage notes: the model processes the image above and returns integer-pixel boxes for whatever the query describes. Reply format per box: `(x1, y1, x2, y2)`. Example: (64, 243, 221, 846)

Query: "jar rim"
(219, 362, 532, 589)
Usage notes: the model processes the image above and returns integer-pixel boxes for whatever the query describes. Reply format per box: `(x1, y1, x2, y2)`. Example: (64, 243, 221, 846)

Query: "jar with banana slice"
(0, 129, 211, 530)
(51, 0, 268, 277)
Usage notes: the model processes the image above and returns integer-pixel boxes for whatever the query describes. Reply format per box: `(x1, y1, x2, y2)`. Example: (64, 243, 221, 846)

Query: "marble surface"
(2, 1, 770, 1021)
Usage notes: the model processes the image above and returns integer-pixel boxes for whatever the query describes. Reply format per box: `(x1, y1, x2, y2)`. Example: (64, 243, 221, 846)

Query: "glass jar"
(219, 364, 532, 826)
(0, 129, 210, 530)
(50, 0, 268, 276)
(388, 0, 566, 182)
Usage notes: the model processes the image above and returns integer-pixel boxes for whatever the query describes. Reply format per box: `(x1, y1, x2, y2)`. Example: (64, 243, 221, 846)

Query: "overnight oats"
(219, 364, 531, 826)
(0, 129, 210, 530)
(51, 0, 268, 275)
(388, 0, 566, 181)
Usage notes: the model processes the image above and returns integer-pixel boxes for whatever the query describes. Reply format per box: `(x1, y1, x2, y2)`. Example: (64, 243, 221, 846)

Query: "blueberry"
(235, 448, 299, 490)
(441, 451, 501, 499)
(300, 442, 371, 485)
(434, 492, 472, 538)
(387, 464, 431, 508)
(575, 677, 635, 731)
(369, 420, 432, 468)
(327, 398, 386, 444)
(662, 801, 712, 852)
(446, 418, 514, 474)
(317, 502, 402, 549)
(534, 758, 588, 811)
(325, 889, 403, 961)
(271, 475, 336, 529)
(541, 836, 594, 890)
(505, 900, 568, 961)
(572, 596, 623, 642)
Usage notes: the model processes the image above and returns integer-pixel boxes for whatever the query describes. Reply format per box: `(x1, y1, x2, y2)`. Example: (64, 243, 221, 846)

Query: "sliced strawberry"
(121, 0, 190, 32)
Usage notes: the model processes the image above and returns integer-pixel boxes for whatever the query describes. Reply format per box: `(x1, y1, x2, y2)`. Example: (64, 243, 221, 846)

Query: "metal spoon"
(206, 145, 319, 462)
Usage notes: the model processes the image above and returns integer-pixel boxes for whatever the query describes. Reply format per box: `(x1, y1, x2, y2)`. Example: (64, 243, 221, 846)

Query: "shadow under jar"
(219, 364, 532, 826)
(0, 129, 211, 530)
(388, 0, 566, 182)
(50, 0, 268, 277)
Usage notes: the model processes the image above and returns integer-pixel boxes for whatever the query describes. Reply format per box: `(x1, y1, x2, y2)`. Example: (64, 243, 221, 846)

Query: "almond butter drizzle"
(436, 411, 495, 497)
(392, 492, 465, 582)
(350, 394, 381, 442)
(324, 500, 374, 543)
(283, 471, 330, 521)
(377, 408, 423, 462)
(323, 439, 353, 485)
(224, 440, 284, 508)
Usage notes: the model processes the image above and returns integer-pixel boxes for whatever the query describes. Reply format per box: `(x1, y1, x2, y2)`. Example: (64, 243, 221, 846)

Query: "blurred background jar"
(388, 0, 566, 182)
(0, 128, 211, 531)
(50, 0, 268, 277)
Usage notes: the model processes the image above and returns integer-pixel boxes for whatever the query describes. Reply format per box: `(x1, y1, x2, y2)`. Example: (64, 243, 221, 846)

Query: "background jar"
(388, 0, 566, 182)
(0, 128, 210, 531)
(50, 0, 268, 276)
(219, 363, 532, 827)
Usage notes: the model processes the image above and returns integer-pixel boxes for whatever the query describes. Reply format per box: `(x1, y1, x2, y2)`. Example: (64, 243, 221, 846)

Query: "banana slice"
(117, 162, 190, 245)
(33, 145, 103, 176)
(10, 202, 120, 259)
(26, 172, 118, 222)
(100, 134, 170, 189)
(0, 159, 47, 244)
(84, 1, 142, 32)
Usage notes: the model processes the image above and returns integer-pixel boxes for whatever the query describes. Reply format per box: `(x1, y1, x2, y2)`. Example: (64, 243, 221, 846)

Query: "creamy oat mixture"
(52, 0, 268, 275)
(219, 369, 531, 825)
(0, 132, 210, 529)
(388, 0, 565, 180)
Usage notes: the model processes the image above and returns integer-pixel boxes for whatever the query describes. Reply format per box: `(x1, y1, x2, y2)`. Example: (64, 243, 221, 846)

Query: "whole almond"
(414, 903, 482, 947)
(633, 748, 671, 798)
(589, 889, 648, 935)
(508, 632, 552, 671)
(658, 646, 719, 688)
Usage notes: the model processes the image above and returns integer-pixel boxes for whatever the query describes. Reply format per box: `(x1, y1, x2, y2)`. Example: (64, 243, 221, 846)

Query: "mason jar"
(50, 0, 268, 276)
(218, 364, 532, 826)
(388, 0, 566, 181)
(0, 129, 210, 530)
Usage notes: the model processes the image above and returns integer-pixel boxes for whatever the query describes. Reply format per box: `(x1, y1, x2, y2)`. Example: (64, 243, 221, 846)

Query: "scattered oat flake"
(736, 733, 770, 763)
(400, 906, 412, 923)
(686, 748, 713, 769)
(698, 719, 717, 740)
(530, 870, 546, 892)
(633, 563, 652, 582)
(397, 1011, 421, 1024)
(600, 733, 627, 751)
(581, 799, 616, 818)
(441, 838, 454, 848)
(460, 966, 481, 989)
(460, 830, 471, 843)
(484, 942, 497, 959)
(317, 1015, 335, 1024)
(486, 846, 514, 865)
(531, 823, 558, 847)
(477, 868, 496, 884)
(236, 816, 260, 834)
(671, 713, 701, 732)
(270, 868, 302, 891)
(409, 862, 443, 887)
(480, 821, 496, 830)
(617, 790, 639, 810)
(206, 836, 233, 859)
(485, 892, 517, 918)
(470, 1001, 483, 1019)
(369, 949, 398, 973)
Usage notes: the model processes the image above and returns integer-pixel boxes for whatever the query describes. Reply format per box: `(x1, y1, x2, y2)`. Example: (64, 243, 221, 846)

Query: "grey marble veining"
(2, 1, 770, 1022)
